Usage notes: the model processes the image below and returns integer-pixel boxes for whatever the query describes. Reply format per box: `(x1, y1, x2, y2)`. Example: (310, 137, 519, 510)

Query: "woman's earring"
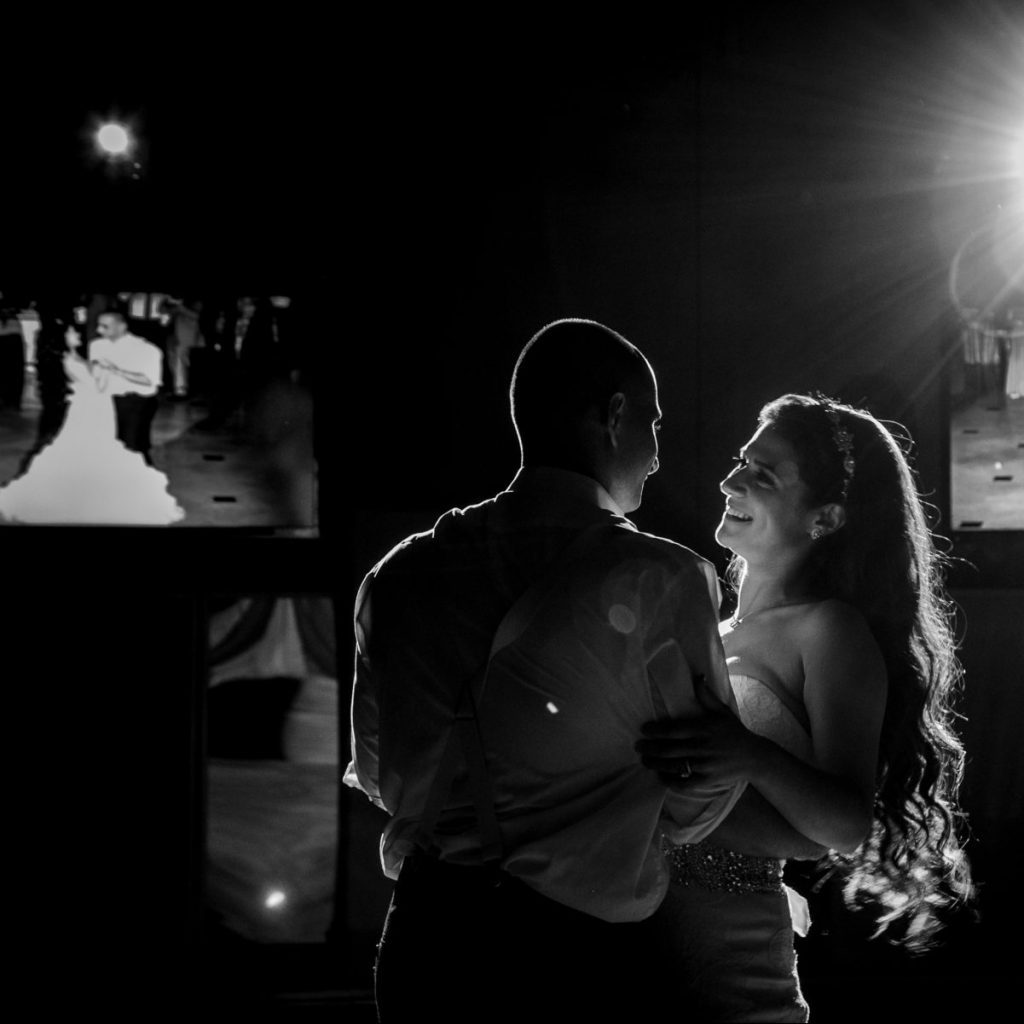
(810, 528, 823, 540)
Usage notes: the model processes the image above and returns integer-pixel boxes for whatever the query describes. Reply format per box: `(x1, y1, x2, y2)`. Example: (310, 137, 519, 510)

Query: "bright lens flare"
(96, 123, 130, 156)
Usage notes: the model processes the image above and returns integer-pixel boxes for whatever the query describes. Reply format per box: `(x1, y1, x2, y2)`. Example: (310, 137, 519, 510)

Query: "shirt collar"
(506, 465, 626, 519)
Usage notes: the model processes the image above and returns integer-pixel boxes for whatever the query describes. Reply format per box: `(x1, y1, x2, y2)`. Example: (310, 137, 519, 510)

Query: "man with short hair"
(346, 319, 802, 1020)
(89, 311, 162, 463)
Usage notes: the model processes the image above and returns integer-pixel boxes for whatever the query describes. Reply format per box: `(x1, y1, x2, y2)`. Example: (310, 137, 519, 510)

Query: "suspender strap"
(453, 684, 504, 863)
(417, 662, 494, 859)
(416, 520, 618, 863)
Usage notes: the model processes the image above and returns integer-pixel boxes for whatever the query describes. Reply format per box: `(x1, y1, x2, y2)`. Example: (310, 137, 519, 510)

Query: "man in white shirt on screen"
(89, 310, 163, 464)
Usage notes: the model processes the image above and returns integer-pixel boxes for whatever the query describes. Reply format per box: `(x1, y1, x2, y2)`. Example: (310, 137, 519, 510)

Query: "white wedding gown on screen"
(0, 356, 185, 525)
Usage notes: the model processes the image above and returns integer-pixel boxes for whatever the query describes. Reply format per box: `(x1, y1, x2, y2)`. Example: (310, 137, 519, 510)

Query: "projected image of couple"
(0, 310, 183, 526)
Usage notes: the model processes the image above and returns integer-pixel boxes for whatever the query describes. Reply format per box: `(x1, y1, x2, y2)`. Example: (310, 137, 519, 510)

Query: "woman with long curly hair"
(638, 393, 973, 1021)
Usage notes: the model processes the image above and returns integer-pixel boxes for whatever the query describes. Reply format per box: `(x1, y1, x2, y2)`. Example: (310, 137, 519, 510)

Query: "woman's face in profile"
(715, 424, 819, 560)
(64, 326, 82, 349)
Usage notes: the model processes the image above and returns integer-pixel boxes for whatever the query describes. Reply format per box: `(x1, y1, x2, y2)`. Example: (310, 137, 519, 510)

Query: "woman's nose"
(720, 471, 743, 495)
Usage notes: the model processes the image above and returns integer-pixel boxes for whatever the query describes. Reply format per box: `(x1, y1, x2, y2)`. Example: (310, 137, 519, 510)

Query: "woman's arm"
(704, 785, 829, 860)
(640, 602, 886, 854)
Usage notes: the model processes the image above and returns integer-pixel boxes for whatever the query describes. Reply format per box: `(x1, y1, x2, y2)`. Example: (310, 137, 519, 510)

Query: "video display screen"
(947, 216, 1024, 532)
(0, 289, 317, 534)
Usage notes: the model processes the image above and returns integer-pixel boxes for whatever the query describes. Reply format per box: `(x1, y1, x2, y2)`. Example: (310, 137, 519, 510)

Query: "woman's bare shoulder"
(795, 599, 885, 673)
(798, 597, 867, 629)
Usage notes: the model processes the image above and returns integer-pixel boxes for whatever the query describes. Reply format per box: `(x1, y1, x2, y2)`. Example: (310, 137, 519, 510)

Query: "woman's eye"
(732, 454, 773, 486)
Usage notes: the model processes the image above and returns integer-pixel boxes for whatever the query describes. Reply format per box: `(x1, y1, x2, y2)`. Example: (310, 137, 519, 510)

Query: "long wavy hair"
(728, 393, 974, 949)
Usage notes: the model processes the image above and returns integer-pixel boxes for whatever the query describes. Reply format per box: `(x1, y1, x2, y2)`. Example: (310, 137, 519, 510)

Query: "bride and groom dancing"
(0, 310, 183, 525)
(346, 318, 972, 1021)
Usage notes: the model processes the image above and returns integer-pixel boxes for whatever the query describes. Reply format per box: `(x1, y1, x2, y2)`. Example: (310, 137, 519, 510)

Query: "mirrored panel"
(204, 593, 338, 945)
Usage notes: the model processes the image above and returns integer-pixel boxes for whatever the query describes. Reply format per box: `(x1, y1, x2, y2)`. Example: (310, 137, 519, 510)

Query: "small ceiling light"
(96, 123, 131, 156)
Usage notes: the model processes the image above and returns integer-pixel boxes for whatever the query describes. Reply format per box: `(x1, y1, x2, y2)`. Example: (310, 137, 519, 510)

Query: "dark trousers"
(114, 393, 158, 462)
(375, 853, 674, 1023)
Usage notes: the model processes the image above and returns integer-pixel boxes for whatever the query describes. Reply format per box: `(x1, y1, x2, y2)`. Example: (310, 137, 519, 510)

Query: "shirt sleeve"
(342, 573, 385, 808)
(130, 340, 162, 388)
(644, 554, 746, 843)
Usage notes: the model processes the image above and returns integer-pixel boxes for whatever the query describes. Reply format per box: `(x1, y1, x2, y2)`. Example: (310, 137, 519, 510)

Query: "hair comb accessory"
(822, 401, 855, 501)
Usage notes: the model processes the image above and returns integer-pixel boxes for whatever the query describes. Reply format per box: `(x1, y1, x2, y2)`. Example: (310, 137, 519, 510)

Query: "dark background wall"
(1, 2, 1020, 1017)
(345, 4, 1022, 1017)
(350, 2, 1021, 555)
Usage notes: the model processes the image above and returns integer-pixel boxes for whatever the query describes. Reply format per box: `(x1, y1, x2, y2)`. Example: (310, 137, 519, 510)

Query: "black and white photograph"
(2, 2, 1020, 1020)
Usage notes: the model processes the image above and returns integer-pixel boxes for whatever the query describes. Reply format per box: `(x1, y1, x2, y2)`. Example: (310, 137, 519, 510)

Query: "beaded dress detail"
(665, 839, 784, 895)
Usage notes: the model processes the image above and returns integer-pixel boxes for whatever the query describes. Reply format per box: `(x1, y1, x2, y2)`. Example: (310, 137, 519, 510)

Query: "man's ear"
(811, 502, 847, 537)
(605, 392, 627, 446)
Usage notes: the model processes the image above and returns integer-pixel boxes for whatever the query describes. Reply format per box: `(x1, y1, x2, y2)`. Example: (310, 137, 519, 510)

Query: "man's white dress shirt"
(346, 467, 744, 922)
(89, 334, 162, 397)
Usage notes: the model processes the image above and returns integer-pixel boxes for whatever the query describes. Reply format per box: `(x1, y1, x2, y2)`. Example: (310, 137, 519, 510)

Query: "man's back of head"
(510, 318, 660, 513)
(510, 319, 649, 458)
